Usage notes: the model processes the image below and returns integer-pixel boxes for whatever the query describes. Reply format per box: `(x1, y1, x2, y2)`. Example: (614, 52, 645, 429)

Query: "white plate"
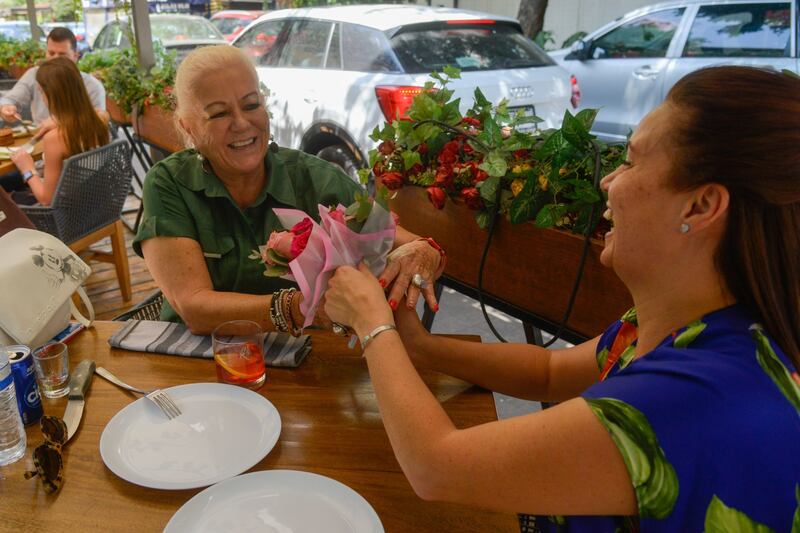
(100, 382, 281, 490)
(164, 470, 384, 533)
(0, 144, 34, 159)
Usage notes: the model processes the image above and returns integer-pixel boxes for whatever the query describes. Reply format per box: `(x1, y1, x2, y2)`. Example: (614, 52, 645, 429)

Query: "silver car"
(551, 0, 795, 143)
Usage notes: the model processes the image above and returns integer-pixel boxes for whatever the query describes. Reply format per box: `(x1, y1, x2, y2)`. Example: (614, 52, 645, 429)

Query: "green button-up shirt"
(133, 146, 362, 323)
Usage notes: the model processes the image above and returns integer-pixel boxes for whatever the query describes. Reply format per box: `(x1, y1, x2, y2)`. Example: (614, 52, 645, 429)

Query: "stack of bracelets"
(269, 288, 302, 337)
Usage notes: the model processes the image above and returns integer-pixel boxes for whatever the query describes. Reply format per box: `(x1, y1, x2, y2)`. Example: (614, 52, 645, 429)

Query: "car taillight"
(375, 86, 426, 122)
(570, 75, 581, 109)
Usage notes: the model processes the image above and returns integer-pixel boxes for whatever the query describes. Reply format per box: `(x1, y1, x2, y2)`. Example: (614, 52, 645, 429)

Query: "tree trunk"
(517, 0, 549, 39)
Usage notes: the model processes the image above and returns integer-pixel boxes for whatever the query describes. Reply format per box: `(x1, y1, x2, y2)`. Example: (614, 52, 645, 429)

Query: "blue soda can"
(7, 345, 43, 425)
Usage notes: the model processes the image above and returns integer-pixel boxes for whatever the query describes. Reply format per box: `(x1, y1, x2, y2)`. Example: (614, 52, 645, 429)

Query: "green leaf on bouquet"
(266, 248, 289, 267)
(248, 249, 261, 260)
(264, 264, 289, 277)
(374, 185, 391, 212)
(346, 191, 373, 222)
(358, 167, 371, 185)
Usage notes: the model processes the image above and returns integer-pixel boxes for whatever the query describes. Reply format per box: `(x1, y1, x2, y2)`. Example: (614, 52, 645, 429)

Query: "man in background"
(0, 27, 108, 130)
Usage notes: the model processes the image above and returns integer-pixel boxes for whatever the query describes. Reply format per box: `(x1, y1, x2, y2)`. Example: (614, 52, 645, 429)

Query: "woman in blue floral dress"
(323, 66, 800, 531)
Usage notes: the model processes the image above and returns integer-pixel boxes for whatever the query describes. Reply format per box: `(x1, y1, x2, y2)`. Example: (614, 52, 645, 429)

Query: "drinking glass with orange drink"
(212, 320, 266, 390)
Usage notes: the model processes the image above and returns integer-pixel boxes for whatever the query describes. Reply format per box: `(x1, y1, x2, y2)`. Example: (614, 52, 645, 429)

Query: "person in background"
(134, 45, 444, 335)
(0, 27, 108, 131)
(8, 57, 109, 205)
(324, 66, 800, 531)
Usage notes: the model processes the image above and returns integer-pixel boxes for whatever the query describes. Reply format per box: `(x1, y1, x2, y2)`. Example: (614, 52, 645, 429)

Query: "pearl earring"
(680, 223, 690, 234)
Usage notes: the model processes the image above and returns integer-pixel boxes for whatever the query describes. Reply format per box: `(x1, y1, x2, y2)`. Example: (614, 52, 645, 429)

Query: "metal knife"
(63, 359, 96, 442)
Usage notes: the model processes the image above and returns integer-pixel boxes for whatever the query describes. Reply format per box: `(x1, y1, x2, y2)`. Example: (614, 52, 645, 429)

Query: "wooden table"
(0, 322, 517, 532)
(0, 133, 43, 176)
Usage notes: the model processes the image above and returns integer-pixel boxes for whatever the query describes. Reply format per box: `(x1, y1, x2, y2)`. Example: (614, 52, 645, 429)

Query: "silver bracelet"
(360, 324, 397, 353)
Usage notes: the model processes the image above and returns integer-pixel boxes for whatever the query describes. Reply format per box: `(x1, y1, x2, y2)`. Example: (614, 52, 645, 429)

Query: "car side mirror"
(565, 39, 590, 61)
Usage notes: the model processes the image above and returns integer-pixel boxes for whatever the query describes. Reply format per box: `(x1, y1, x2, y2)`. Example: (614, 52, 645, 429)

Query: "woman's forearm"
(406, 332, 600, 402)
(171, 288, 303, 336)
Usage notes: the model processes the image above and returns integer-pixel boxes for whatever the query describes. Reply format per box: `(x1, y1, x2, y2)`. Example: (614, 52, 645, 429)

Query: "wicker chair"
(21, 139, 134, 300)
(113, 290, 164, 321)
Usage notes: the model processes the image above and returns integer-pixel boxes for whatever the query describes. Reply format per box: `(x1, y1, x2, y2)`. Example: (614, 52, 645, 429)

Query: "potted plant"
(78, 49, 130, 123)
(368, 68, 632, 338)
(0, 38, 44, 79)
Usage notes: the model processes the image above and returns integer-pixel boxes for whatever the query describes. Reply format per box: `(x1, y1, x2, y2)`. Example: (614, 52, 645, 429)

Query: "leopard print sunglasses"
(24, 415, 67, 494)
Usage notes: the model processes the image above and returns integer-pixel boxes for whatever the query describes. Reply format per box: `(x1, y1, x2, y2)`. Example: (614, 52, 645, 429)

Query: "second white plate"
(164, 470, 384, 533)
(100, 382, 281, 490)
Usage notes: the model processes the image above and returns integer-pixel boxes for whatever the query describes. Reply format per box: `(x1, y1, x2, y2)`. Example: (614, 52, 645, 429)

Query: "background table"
(0, 322, 517, 532)
(0, 133, 43, 176)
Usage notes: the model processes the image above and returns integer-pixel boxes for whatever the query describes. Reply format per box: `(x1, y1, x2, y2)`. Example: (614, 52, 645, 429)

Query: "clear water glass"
(32, 342, 70, 398)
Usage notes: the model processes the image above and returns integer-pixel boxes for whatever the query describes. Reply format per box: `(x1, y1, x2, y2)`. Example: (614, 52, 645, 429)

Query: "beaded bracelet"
(282, 288, 302, 337)
(269, 288, 291, 333)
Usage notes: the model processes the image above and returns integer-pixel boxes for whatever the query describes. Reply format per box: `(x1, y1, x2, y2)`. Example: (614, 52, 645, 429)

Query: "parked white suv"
(551, 0, 795, 143)
(233, 5, 573, 179)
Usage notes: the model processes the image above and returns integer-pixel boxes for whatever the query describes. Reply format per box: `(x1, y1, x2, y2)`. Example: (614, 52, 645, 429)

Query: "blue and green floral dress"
(524, 304, 800, 532)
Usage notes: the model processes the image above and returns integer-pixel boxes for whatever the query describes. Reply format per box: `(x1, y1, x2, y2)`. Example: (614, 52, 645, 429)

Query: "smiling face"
(599, 104, 693, 281)
(180, 63, 269, 182)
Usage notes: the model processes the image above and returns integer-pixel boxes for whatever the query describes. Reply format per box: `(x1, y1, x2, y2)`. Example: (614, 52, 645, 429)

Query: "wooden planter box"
(389, 186, 632, 339)
(132, 103, 183, 154)
(9, 64, 30, 79)
(106, 97, 131, 125)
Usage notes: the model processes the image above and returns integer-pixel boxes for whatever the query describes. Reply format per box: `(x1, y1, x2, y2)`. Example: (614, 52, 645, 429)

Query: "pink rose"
(265, 231, 294, 265)
(291, 218, 313, 236)
(328, 207, 348, 225)
(289, 217, 313, 258)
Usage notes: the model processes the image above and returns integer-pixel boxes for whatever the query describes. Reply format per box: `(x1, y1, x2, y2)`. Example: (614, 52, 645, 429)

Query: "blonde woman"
(10, 57, 109, 206)
(134, 45, 444, 334)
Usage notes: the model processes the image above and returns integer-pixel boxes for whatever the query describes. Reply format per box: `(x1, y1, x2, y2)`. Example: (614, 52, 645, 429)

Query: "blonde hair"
(173, 45, 260, 148)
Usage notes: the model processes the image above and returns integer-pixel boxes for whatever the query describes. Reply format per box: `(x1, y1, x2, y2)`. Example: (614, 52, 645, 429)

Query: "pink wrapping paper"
(273, 203, 396, 327)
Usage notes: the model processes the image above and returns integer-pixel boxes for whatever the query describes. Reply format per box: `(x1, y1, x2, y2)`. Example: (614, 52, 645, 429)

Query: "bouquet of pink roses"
(250, 188, 397, 327)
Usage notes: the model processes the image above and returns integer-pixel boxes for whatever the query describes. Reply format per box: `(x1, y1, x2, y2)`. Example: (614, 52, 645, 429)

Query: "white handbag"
(0, 228, 94, 350)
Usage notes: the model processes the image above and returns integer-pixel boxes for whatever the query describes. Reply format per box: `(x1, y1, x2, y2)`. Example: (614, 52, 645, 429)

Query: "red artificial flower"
(513, 149, 530, 159)
(417, 143, 428, 155)
(472, 168, 488, 184)
(438, 149, 457, 166)
(461, 116, 481, 128)
(461, 187, 484, 210)
(378, 140, 395, 155)
(434, 165, 454, 188)
(372, 161, 385, 177)
(462, 143, 474, 155)
(381, 171, 404, 190)
(408, 163, 424, 176)
(427, 186, 446, 209)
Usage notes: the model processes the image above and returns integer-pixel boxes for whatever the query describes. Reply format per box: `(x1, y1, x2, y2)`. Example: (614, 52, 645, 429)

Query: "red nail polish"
(432, 304, 439, 313)
(379, 279, 386, 288)
(389, 299, 398, 310)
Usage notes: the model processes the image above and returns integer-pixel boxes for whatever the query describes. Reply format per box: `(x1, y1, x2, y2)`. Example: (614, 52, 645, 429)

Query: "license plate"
(508, 105, 538, 133)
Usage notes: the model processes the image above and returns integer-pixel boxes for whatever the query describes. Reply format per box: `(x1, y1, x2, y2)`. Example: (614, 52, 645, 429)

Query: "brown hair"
(46, 27, 77, 52)
(36, 57, 108, 157)
(667, 66, 800, 368)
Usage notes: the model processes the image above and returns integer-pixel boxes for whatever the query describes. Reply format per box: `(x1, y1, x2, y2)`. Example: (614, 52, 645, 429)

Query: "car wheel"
(316, 144, 361, 183)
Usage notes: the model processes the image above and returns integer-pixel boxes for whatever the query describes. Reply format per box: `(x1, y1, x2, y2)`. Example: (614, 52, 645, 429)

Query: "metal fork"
(95, 367, 182, 419)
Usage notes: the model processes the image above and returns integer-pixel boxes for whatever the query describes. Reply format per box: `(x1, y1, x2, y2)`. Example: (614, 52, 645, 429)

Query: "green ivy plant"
(366, 67, 626, 235)
(0, 37, 44, 71)
(78, 43, 176, 113)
